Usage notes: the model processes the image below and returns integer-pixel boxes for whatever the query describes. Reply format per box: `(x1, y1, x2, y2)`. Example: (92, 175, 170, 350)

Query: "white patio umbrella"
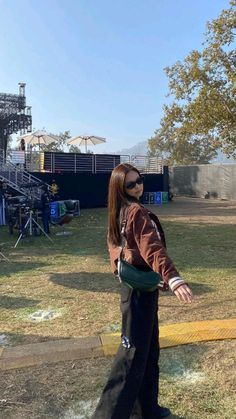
(17, 130, 61, 171)
(67, 135, 106, 153)
(18, 130, 60, 148)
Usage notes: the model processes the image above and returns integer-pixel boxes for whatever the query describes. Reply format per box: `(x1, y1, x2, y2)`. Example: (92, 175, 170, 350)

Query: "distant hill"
(113, 140, 148, 156)
(113, 142, 235, 164)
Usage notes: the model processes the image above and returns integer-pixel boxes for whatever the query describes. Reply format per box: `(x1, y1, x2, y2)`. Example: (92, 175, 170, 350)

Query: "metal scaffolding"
(0, 83, 32, 154)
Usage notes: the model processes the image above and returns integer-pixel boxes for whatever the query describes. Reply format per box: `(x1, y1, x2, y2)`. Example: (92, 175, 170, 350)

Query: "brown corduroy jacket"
(108, 203, 180, 289)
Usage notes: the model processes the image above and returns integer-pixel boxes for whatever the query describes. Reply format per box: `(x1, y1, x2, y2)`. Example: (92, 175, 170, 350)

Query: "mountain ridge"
(113, 140, 148, 156)
(111, 142, 234, 164)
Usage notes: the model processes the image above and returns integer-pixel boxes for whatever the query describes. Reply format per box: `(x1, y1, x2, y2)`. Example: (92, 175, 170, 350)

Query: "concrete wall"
(169, 164, 236, 200)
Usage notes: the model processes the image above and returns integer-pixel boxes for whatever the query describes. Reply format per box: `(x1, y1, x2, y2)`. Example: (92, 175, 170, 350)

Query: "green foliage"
(43, 130, 71, 152)
(148, 0, 236, 164)
(68, 144, 81, 153)
(41, 131, 81, 153)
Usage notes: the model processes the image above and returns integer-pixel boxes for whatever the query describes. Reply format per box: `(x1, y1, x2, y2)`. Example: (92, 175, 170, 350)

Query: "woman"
(93, 163, 193, 419)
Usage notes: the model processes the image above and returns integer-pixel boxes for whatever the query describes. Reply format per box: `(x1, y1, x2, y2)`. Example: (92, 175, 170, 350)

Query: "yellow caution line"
(100, 318, 236, 356)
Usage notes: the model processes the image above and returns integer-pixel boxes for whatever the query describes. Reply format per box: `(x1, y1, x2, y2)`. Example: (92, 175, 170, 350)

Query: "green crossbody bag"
(118, 215, 161, 292)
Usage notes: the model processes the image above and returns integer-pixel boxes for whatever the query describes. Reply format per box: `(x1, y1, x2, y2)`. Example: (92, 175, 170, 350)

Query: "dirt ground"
(0, 340, 235, 419)
(149, 196, 236, 224)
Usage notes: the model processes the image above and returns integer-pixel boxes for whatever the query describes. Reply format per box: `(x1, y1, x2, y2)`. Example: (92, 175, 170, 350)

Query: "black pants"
(93, 283, 160, 419)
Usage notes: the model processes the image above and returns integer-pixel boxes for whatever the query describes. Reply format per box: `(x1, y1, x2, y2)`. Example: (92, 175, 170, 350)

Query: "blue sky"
(0, 0, 231, 153)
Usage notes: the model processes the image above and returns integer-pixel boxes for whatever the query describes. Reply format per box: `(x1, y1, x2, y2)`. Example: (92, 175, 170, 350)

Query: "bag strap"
(119, 208, 128, 260)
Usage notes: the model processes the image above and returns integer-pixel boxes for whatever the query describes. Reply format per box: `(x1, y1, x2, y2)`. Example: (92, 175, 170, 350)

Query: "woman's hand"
(174, 284, 193, 303)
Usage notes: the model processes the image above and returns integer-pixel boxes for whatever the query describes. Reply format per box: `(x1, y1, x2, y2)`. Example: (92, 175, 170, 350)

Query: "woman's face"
(124, 170, 144, 200)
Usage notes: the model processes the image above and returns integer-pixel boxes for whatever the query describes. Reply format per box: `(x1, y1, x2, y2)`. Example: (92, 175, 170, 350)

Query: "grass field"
(0, 197, 235, 418)
(0, 197, 235, 346)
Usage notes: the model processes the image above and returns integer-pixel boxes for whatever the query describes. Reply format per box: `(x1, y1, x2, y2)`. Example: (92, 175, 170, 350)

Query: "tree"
(68, 144, 81, 153)
(31, 130, 82, 153)
(148, 0, 236, 164)
(43, 130, 71, 152)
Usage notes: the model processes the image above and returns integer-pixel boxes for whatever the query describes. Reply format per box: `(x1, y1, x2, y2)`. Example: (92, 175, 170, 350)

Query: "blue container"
(149, 192, 155, 204)
(142, 192, 150, 204)
(154, 192, 162, 205)
(50, 201, 60, 218)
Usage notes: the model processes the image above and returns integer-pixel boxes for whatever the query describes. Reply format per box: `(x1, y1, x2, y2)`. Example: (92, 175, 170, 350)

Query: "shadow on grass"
(0, 295, 40, 309)
(189, 282, 213, 295)
(49, 274, 213, 297)
(49, 272, 120, 293)
(0, 261, 47, 277)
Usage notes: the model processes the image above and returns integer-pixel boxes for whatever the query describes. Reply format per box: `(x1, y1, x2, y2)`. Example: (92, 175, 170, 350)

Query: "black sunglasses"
(125, 175, 145, 190)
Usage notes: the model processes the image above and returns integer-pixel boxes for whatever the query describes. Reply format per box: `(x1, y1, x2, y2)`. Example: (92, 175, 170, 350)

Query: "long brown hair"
(108, 163, 141, 246)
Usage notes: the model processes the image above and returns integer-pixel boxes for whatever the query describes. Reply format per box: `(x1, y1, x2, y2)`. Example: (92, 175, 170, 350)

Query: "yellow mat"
(100, 318, 236, 356)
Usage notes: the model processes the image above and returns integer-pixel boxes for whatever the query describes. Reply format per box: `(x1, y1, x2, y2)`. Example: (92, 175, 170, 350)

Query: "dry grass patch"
(0, 340, 235, 418)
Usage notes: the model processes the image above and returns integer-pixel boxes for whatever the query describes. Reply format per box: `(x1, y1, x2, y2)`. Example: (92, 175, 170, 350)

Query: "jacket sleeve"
(107, 235, 120, 275)
(129, 205, 180, 284)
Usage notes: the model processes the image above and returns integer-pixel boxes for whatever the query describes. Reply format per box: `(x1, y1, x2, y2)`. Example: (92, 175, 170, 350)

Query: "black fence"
(43, 152, 121, 173)
(33, 169, 168, 208)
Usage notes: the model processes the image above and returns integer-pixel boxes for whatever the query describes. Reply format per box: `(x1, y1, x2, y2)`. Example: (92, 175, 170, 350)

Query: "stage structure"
(0, 83, 32, 154)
